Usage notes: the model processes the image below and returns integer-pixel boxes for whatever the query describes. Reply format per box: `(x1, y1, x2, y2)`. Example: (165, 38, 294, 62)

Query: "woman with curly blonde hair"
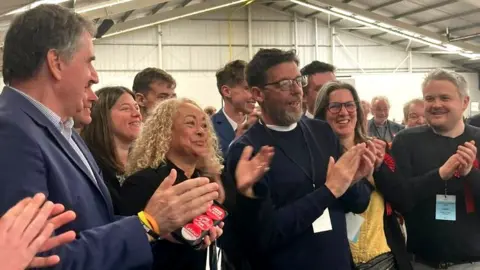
(119, 98, 273, 270)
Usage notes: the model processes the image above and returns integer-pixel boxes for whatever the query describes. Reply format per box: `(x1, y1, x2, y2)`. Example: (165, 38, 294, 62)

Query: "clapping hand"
(456, 140, 477, 176)
(144, 169, 220, 236)
(0, 193, 76, 269)
(372, 139, 387, 170)
(235, 145, 275, 198)
(353, 141, 376, 181)
(325, 144, 365, 198)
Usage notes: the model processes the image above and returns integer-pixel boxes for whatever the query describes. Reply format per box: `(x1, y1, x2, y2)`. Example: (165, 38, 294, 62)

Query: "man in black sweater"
(225, 49, 375, 269)
(375, 69, 480, 269)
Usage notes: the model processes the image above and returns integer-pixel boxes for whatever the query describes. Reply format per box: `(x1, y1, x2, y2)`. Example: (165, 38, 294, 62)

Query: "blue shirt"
(10, 87, 96, 183)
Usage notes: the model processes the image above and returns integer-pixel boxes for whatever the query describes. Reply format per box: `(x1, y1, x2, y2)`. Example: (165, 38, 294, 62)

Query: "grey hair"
(371, 96, 390, 108)
(2, 4, 95, 84)
(422, 68, 469, 97)
(403, 98, 424, 121)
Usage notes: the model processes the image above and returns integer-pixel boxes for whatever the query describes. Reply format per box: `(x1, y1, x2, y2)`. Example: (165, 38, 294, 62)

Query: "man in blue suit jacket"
(0, 5, 220, 269)
(212, 60, 256, 157)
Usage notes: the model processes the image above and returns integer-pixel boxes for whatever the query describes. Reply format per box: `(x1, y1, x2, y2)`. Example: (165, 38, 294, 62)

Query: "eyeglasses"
(264, 76, 307, 91)
(327, 101, 357, 114)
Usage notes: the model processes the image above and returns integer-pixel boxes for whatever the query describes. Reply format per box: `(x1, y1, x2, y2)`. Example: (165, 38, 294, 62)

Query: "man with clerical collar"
(368, 96, 404, 142)
(300, 61, 336, 119)
(403, 98, 426, 128)
(225, 48, 375, 269)
(212, 60, 257, 157)
(374, 69, 480, 269)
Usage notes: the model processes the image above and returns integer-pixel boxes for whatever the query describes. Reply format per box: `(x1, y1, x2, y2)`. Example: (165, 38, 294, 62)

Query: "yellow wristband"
(143, 211, 160, 235)
(138, 211, 152, 230)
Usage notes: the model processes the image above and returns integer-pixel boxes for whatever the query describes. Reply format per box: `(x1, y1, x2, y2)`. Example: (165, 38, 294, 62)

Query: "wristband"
(143, 211, 160, 235)
(138, 212, 161, 240)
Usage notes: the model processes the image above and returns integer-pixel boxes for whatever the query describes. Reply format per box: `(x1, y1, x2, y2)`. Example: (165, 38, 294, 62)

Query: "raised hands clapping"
(235, 145, 275, 198)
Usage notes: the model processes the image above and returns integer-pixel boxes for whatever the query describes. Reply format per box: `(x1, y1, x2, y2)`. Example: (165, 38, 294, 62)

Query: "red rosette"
(383, 153, 396, 172)
(206, 204, 226, 221)
(181, 223, 202, 241)
(193, 215, 213, 231)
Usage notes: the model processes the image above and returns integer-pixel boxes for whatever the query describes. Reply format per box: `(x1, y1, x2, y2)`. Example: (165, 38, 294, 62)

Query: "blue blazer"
(0, 87, 152, 270)
(211, 109, 235, 157)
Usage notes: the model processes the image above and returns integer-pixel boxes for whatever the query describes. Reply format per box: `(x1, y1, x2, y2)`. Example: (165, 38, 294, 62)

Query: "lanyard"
(260, 120, 317, 190)
(372, 121, 391, 141)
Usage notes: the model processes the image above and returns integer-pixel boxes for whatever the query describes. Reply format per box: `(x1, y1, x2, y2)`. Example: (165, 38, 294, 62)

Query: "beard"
(262, 99, 302, 126)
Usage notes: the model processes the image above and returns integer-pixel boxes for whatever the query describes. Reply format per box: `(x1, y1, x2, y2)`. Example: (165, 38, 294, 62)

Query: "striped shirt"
(11, 87, 97, 183)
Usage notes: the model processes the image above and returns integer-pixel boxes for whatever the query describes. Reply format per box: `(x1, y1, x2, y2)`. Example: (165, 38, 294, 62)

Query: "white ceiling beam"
(102, 0, 246, 38)
(262, 3, 475, 72)
(0, 0, 169, 22)
(307, 0, 480, 53)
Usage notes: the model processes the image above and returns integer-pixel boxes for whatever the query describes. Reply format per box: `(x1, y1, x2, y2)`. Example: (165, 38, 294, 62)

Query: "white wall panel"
(84, 3, 480, 120)
(252, 21, 291, 46)
(96, 27, 157, 45)
(95, 44, 158, 71)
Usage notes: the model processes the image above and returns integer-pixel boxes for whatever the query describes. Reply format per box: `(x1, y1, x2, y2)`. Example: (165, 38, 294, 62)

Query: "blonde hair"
(126, 98, 223, 176)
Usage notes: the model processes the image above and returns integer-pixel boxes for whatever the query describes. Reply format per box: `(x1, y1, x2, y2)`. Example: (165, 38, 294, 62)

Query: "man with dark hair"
(212, 60, 256, 157)
(0, 4, 220, 269)
(300, 61, 336, 118)
(226, 48, 374, 269)
(132, 67, 177, 119)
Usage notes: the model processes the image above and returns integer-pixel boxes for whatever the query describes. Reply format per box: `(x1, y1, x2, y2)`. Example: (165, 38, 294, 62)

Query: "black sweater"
(375, 125, 480, 264)
(225, 119, 372, 270)
(119, 161, 207, 270)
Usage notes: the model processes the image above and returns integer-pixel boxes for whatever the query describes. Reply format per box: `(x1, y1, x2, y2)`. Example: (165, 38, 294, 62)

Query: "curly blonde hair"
(126, 98, 223, 176)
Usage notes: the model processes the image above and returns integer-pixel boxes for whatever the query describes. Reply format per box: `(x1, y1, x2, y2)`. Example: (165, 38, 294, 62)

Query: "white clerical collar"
(265, 123, 298, 132)
(305, 110, 314, 119)
(223, 108, 246, 131)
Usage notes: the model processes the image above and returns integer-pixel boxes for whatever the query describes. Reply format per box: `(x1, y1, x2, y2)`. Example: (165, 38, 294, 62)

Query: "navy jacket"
(0, 87, 152, 269)
(225, 118, 372, 270)
(212, 109, 235, 157)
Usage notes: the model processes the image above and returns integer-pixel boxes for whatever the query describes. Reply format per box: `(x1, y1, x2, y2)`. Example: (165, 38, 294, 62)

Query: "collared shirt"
(223, 108, 246, 131)
(11, 87, 96, 182)
(305, 110, 314, 119)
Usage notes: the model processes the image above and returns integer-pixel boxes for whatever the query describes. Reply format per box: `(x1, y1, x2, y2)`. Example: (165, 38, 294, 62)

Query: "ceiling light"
(330, 7, 352, 16)
(101, 0, 247, 38)
(290, 0, 478, 59)
(5, 0, 69, 15)
(76, 0, 134, 14)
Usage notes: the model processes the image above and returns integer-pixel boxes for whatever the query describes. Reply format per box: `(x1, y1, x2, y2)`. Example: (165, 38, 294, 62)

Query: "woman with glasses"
(314, 81, 411, 270)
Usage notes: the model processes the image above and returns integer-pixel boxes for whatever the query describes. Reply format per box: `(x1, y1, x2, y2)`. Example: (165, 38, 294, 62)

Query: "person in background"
(314, 81, 412, 270)
(374, 69, 480, 269)
(204, 106, 217, 117)
(73, 85, 98, 133)
(81, 86, 142, 214)
(403, 98, 425, 128)
(226, 48, 375, 270)
(120, 98, 271, 270)
(368, 96, 404, 142)
(0, 193, 76, 269)
(0, 4, 221, 269)
(133, 67, 177, 119)
(300, 61, 336, 119)
(212, 60, 256, 157)
(361, 100, 371, 120)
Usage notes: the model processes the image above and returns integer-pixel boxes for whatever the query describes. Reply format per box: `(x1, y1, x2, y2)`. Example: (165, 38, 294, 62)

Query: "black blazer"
(119, 160, 207, 270)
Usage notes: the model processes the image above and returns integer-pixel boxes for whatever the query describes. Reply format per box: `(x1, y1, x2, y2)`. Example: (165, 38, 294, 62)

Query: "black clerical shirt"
(375, 125, 480, 264)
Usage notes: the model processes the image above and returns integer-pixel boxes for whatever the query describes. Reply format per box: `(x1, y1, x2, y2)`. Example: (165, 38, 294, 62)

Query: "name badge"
(346, 212, 364, 243)
(436, 195, 456, 221)
(312, 208, 332, 233)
